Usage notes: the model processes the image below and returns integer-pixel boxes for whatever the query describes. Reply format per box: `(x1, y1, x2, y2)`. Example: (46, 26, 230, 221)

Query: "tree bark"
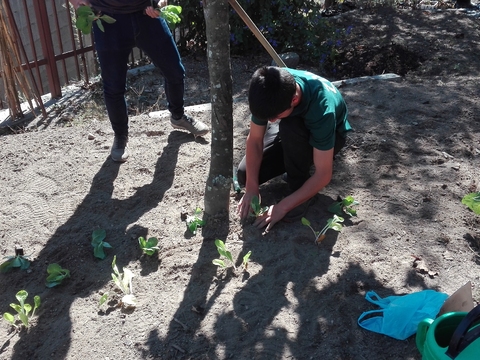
(203, 0, 234, 216)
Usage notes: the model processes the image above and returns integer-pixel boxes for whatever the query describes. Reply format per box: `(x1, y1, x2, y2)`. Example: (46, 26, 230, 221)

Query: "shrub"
(176, 0, 352, 66)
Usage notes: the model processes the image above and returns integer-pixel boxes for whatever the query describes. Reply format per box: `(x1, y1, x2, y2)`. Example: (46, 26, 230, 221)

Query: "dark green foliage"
(176, 0, 352, 66)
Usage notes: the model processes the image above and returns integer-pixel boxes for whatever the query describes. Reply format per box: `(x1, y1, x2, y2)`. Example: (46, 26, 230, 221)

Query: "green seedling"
(138, 236, 160, 256)
(328, 196, 359, 217)
(250, 195, 268, 217)
(186, 207, 206, 235)
(3, 290, 40, 328)
(242, 250, 252, 271)
(154, 4, 182, 30)
(462, 192, 480, 215)
(99, 292, 109, 309)
(45, 263, 70, 288)
(110, 255, 136, 308)
(212, 240, 252, 272)
(91, 229, 112, 260)
(74, 5, 116, 35)
(302, 215, 344, 244)
(0, 248, 30, 273)
(212, 239, 236, 270)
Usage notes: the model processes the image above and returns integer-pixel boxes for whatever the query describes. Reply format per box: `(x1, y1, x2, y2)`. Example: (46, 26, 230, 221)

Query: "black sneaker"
(282, 196, 317, 223)
(111, 135, 129, 162)
(171, 114, 209, 137)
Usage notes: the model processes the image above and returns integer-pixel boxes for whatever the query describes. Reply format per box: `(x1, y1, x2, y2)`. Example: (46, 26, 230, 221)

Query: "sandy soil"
(1, 6, 480, 360)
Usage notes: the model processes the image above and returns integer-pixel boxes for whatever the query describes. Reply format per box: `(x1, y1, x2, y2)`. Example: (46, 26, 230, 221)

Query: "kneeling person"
(237, 66, 352, 230)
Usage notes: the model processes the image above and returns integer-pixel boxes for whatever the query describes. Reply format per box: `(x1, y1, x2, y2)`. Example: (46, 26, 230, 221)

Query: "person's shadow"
(3, 132, 194, 360)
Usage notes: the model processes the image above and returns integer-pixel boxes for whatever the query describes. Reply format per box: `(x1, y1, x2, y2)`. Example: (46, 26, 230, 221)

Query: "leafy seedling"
(212, 239, 236, 270)
(99, 292, 109, 309)
(328, 196, 359, 217)
(75, 5, 116, 35)
(242, 250, 252, 271)
(186, 207, 206, 235)
(91, 229, 112, 260)
(111, 255, 136, 308)
(154, 4, 182, 30)
(0, 248, 30, 273)
(45, 263, 70, 288)
(3, 290, 40, 328)
(138, 236, 160, 256)
(250, 195, 268, 217)
(302, 215, 344, 244)
(462, 192, 480, 215)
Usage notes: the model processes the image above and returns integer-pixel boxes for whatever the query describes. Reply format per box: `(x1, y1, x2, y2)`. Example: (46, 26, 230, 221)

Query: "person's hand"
(69, 0, 91, 9)
(237, 191, 258, 220)
(252, 204, 288, 232)
(145, 0, 168, 18)
(145, 6, 160, 18)
(145, 0, 168, 19)
(157, 0, 168, 8)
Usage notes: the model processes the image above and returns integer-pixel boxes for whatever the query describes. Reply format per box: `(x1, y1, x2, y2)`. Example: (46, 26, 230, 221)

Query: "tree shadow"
(6, 132, 194, 360)
(140, 206, 232, 358)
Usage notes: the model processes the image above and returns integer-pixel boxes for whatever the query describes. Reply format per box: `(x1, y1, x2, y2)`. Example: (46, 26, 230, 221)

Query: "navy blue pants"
(93, 11, 185, 137)
(237, 117, 346, 192)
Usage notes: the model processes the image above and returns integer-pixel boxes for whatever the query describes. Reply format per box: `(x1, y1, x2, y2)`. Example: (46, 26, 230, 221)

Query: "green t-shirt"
(251, 68, 352, 151)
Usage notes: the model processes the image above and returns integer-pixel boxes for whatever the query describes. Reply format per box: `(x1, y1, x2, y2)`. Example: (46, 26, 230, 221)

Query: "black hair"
(248, 66, 296, 121)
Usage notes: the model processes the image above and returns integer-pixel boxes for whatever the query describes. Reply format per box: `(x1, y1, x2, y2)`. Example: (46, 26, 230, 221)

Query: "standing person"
(69, 0, 209, 162)
(237, 66, 352, 231)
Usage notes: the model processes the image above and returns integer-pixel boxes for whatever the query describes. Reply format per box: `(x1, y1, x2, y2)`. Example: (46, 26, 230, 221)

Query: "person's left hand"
(252, 204, 287, 232)
(145, 0, 168, 18)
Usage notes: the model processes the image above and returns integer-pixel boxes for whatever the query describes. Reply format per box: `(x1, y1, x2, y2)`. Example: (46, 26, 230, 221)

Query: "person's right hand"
(237, 190, 259, 220)
(69, 0, 91, 10)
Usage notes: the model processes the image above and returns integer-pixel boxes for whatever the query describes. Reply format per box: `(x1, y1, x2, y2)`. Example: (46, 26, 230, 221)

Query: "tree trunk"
(202, 0, 234, 217)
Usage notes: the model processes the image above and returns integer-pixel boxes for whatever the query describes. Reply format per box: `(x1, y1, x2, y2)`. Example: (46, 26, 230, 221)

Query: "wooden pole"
(228, 0, 287, 68)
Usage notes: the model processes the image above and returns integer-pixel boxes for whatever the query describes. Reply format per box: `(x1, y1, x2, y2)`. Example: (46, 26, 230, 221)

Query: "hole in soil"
(324, 43, 425, 80)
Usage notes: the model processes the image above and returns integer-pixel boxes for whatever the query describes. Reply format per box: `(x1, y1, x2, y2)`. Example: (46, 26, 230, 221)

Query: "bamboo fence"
(0, 0, 45, 120)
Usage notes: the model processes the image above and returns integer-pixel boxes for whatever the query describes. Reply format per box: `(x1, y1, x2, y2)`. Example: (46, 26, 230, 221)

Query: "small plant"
(328, 196, 359, 217)
(212, 239, 252, 272)
(91, 229, 112, 260)
(250, 195, 268, 217)
(462, 192, 480, 215)
(0, 248, 30, 273)
(154, 3, 182, 30)
(138, 236, 160, 256)
(74, 5, 116, 35)
(110, 255, 136, 308)
(45, 263, 70, 288)
(212, 239, 236, 270)
(99, 292, 109, 309)
(242, 250, 252, 271)
(3, 290, 40, 328)
(302, 215, 344, 244)
(186, 207, 206, 235)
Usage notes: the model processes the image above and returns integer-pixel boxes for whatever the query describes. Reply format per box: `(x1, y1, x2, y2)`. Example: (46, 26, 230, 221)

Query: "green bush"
(175, 0, 352, 66)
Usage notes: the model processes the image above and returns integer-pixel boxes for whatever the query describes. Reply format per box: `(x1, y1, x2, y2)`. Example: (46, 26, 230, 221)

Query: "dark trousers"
(237, 117, 346, 191)
(93, 12, 185, 137)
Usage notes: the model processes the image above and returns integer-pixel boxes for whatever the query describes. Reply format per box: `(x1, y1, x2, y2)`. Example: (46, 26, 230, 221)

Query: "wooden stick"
(228, 0, 287, 68)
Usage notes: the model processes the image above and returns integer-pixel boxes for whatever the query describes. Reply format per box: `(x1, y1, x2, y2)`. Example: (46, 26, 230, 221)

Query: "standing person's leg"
(237, 122, 286, 187)
(93, 13, 135, 162)
(135, 15, 208, 137)
(278, 116, 313, 192)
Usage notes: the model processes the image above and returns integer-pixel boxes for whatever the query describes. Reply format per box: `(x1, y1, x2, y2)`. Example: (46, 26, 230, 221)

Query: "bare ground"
(1, 6, 480, 360)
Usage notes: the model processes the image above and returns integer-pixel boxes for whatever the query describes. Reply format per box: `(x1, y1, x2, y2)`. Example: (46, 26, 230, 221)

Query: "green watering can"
(416, 304, 480, 359)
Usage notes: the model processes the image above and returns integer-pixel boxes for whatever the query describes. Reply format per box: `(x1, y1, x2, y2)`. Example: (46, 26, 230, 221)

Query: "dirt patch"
(1, 6, 480, 360)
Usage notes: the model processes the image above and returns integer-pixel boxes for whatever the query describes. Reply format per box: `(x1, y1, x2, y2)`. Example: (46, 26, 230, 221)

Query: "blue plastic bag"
(357, 290, 448, 340)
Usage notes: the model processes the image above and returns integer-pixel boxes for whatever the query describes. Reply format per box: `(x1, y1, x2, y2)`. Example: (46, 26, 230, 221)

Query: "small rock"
(88, 133, 95, 140)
